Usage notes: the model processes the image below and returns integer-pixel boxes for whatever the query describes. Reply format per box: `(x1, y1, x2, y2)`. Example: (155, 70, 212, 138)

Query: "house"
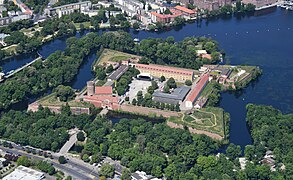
(185, 74, 209, 108)
(150, 11, 182, 23)
(173, 5, 196, 19)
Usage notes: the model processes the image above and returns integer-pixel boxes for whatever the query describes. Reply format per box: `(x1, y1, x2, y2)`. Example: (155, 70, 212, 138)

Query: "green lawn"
(96, 49, 141, 66)
(170, 107, 226, 137)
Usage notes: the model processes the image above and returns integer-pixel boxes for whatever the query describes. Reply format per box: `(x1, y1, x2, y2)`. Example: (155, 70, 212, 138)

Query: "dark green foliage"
(54, 85, 75, 102)
(77, 131, 85, 141)
(185, 80, 192, 86)
(58, 156, 67, 164)
(100, 163, 115, 178)
(0, 109, 92, 151)
(36, 161, 56, 175)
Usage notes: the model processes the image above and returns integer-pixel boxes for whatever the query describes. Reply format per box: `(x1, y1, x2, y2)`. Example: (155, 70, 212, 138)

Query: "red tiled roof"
(95, 86, 112, 95)
(201, 54, 212, 60)
(150, 11, 182, 19)
(84, 95, 118, 103)
(186, 74, 209, 102)
(174, 6, 196, 14)
(135, 63, 194, 76)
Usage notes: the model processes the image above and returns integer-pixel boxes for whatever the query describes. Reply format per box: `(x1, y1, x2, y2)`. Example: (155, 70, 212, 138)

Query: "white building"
(3, 165, 45, 180)
(45, 1, 92, 18)
(0, 157, 7, 168)
(114, 0, 143, 16)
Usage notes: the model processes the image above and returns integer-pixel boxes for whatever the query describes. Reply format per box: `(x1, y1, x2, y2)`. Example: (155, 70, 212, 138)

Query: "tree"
(58, 156, 67, 164)
(226, 143, 242, 160)
(151, 80, 159, 89)
(185, 80, 192, 86)
(133, 22, 139, 30)
(17, 156, 31, 167)
(163, 85, 170, 93)
(77, 131, 85, 141)
(160, 76, 166, 82)
(121, 168, 131, 180)
(166, 77, 177, 89)
(100, 163, 115, 178)
(106, 65, 114, 73)
(54, 85, 75, 102)
(82, 154, 90, 162)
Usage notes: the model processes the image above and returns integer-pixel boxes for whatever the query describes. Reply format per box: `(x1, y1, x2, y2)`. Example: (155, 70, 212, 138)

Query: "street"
(0, 144, 99, 180)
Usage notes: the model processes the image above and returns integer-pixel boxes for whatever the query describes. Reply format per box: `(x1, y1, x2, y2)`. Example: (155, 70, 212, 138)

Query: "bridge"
(0, 56, 43, 83)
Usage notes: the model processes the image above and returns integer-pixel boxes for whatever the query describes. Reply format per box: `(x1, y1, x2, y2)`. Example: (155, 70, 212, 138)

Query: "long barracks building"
(133, 63, 194, 81)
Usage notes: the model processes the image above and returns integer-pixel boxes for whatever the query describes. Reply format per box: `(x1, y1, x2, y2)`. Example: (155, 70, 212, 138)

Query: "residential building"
(242, 0, 278, 9)
(193, 0, 232, 11)
(114, 0, 143, 16)
(133, 63, 194, 81)
(45, 1, 92, 18)
(150, 11, 182, 23)
(173, 5, 196, 19)
(0, 13, 31, 26)
(153, 86, 191, 105)
(13, 0, 33, 15)
(185, 74, 209, 108)
(3, 165, 45, 180)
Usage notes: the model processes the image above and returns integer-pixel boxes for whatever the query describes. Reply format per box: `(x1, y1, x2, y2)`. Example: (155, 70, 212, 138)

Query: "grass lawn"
(170, 107, 226, 137)
(74, 22, 92, 30)
(96, 49, 141, 66)
(200, 82, 214, 98)
(37, 93, 90, 107)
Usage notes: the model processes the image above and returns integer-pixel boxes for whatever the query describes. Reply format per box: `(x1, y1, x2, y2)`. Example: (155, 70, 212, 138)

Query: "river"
(1, 8, 292, 148)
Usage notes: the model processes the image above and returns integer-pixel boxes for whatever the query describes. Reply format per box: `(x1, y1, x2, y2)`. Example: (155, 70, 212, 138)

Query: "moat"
(1, 8, 292, 148)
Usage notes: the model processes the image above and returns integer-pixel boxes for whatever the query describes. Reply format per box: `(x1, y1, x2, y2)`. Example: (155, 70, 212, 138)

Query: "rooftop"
(174, 5, 196, 14)
(3, 165, 44, 180)
(153, 86, 191, 104)
(135, 63, 194, 76)
(186, 74, 209, 102)
(95, 86, 113, 95)
(108, 65, 129, 81)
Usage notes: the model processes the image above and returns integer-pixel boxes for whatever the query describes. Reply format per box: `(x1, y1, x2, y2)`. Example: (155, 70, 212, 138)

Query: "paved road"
(0, 145, 99, 180)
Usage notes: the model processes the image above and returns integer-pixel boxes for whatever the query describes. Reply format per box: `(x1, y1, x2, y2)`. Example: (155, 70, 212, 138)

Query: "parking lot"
(127, 79, 152, 102)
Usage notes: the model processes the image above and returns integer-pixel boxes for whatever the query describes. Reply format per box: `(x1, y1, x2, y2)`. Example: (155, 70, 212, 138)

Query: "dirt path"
(166, 121, 223, 140)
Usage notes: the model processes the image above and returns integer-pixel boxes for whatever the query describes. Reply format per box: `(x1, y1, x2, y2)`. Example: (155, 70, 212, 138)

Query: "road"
(0, 144, 99, 180)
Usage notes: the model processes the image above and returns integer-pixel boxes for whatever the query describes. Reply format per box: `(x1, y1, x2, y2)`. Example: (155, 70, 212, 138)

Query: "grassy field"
(74, 22, 92, 30)
(200, 82, 214, 98)
(170, 107, 226, 137)
(37, 93, 90, 107)
(96, 49, 141, 66)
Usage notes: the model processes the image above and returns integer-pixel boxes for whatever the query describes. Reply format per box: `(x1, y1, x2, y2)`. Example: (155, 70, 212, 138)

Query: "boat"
(133, 38, 140, 43)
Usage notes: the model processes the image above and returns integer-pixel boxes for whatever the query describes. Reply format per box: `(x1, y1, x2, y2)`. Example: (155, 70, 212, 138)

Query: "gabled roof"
(174, 5, 196, 14)
(186, 74, 209, 102)
(95, 86, 112, 95)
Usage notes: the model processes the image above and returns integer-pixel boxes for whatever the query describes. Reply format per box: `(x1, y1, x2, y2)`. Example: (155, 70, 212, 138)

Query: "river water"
(1, 8, 292, 148)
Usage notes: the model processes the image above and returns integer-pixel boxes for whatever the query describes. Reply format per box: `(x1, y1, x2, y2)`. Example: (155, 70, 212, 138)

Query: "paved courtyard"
(127, 79, 152, 101)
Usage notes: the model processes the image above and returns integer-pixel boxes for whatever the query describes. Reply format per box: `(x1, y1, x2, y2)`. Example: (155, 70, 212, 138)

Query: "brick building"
(82, 82, 119, 110)
(133, 63, 194, 81)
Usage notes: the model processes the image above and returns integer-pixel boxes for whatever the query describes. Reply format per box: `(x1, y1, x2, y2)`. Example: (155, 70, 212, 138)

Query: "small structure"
(153, 86, 191, 105)
(185, 74, 209, 108)
(0, 72, 5, 80)
(0, 157, 7, 168)
(3, 165, 45, 180)
(137, 73, 153, 81)
(197, 50, 212, 60)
